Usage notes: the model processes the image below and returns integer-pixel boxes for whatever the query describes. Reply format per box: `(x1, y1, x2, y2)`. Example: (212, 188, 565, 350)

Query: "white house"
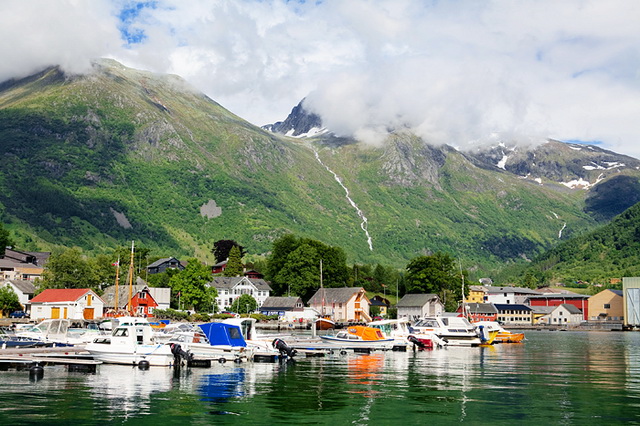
(396, 294, 444, 321)
(29, 288, 105, 320)
(541, 303, 584, 325)
(209, 277, 272, 313)
(480, 286, 542, 305)
(1, 279, 36, 312)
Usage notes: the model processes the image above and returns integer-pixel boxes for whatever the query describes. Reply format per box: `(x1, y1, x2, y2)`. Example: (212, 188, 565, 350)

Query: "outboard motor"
(407, 335, 428, 351)
(272, 338, 297, 358)
(170, 343, 193, 364)
(477, 325, 489, 343)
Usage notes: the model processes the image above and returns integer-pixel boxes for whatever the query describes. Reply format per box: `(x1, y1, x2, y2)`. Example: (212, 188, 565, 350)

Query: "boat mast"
(114, 257, 120, 313)
(320, 259, 324, 316)
(127, 241, 135, 314)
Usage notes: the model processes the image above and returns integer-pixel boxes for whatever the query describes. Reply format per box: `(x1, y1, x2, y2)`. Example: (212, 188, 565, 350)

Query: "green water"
(1, 331, 639, 425)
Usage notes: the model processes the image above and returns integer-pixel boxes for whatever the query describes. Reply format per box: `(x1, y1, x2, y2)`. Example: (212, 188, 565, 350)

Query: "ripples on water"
(1, 331, 640, 424)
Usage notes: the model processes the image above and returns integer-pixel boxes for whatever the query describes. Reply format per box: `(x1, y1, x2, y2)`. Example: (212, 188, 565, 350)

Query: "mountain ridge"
(2, 59, 639, 280)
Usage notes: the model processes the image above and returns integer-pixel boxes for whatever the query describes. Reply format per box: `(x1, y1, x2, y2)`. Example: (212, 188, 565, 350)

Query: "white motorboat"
(411, 316, 482, 347)
(166, 322, 253, 363)
(85, 317, 177, 366)
(367, 318, 412, 350)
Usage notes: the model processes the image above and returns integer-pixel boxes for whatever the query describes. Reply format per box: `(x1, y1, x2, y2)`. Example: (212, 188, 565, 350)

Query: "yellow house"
(588, 289, 623, 321)
(466, 285, 487, 304)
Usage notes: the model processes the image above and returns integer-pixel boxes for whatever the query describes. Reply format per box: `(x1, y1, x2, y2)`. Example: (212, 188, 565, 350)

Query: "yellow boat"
(473, 321, 525, 343)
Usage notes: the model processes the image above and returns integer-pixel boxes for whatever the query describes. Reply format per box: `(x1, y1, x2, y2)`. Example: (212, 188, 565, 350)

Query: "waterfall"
(314, 150, 373, 251)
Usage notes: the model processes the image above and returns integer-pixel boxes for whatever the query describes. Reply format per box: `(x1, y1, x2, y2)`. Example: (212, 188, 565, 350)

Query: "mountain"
(1, 59, 639, 280)
(509, 201, 640, 285)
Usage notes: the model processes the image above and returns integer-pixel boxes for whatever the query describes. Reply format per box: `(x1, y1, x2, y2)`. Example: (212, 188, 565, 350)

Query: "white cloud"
(1, 0, 639, 158)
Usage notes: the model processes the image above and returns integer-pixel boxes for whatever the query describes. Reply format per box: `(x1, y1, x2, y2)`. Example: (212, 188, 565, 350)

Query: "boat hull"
(319, 335, 395, 349)
(86, 343, 175, 366)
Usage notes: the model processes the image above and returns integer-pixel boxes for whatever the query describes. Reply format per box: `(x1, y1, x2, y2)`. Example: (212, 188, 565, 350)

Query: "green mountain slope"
(508, 202, 640, 285)
(0, 59, 621, 277)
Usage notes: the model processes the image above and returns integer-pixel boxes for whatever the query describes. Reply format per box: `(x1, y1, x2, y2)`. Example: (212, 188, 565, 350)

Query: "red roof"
(30, 288, 99, 303)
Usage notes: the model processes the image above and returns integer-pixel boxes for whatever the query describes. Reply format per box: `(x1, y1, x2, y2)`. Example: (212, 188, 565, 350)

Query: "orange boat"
(315, 317, 335, 331)
(320, 325, 395, 349)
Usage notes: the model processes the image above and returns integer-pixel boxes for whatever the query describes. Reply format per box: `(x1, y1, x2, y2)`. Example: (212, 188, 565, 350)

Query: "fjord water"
(1, 331, 639, 425)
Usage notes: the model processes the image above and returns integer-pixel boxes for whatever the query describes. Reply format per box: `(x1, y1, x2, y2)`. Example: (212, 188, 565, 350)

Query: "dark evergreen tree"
(212, 240, 246, 264)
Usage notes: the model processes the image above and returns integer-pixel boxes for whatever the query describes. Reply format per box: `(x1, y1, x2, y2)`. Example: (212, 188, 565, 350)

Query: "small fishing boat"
(166, 322, 253, 362)
(0, 327, 46, 348)
(472, 321, 525, 343)
(367, 318, 413, 350)
(315, 317, 335, 331)
(411, 316, 483, 347)
(85, 317, 177, 366)
(320, 325, 395, 349)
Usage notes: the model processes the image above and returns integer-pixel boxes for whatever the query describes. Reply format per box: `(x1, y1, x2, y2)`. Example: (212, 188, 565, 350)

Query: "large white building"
(208, 277, 272, 313)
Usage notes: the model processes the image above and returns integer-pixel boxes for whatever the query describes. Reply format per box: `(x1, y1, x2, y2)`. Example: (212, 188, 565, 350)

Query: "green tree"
(224, 245, 244, 277)
(0, 223, 14, 257)
(230, 294, 258, 315)
(212, 240, 246, 264)
(147, 268, 180, 288)
(37, 247, 97, 291)
(0, 286, 21, 315)
(274, 244, 321, 301)
(168, 259, 215, 312)
(266, 234, 349, 298)
(405, 252, 466, 311)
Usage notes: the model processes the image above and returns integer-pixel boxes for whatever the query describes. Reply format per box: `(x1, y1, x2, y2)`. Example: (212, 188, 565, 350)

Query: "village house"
(482, 286, 542, 305)
(396, 294, 444, 321)
(259, 296, 304, 317)
(459, 302, 498, 322)
(588, 289, 624, 322)
(101, 279, 169, 317)
(370, 295, 390, 316)
(540, 303, 584, 325)
(494, 303, 533, 325)
(308, 287, 371, 323)
(0, 248, 49, 281)
(209, 276, 272, 313)
(0, 279, 36, 313)
(146, 257, 185, 275)
(29, 288, 104, 321)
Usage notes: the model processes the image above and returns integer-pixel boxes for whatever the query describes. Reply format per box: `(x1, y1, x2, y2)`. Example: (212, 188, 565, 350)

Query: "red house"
(101, 284, 159, 318)
(526, 294, 589, 320)
(458, 303, 499, 322)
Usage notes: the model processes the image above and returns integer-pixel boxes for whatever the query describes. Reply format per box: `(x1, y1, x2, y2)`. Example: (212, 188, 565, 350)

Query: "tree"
(168, 259, 215, 312)
(274, 244, 321, 301)
(0, 286, 21, 315)
(224, 245, 244, 277)
(230, 294, 258, 315)
(37, 247, 98, 291)
(405, 252, 466, 311)
(0, 223, 14, 257)
(266, 234, 349, 298)
(212, 240, 246, 264)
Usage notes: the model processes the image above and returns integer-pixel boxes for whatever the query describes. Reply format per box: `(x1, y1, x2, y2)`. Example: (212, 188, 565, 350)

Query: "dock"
(0, 345, 101, 374)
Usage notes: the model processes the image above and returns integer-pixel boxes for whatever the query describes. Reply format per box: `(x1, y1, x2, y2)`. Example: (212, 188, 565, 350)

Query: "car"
(9, 311, 27, 318)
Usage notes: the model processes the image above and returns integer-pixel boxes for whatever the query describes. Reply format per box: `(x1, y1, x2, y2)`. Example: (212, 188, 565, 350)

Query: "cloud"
(1, 0, 639, 158)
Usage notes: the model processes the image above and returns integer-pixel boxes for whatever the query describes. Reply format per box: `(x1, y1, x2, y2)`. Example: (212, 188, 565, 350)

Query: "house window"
(604, 304, 611, 309)
(139, 293, 146, 299)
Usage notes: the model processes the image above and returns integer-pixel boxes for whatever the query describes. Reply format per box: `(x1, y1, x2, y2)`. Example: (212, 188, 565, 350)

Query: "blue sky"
(1, 0, 639, 158)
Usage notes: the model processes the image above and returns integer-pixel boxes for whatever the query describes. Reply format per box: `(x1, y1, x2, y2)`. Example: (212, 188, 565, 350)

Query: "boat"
(85, 316, 178, 366)
(411, 316, 483, 347)
(0, 326, 47, 348)
(367, 318, 414, 350)
(14, 318, 90, 346)
(166, 322, 253, 362)
(320, 325, 396, 349)
(315, 317, 335, 331)
(472, 321, 525, 343)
